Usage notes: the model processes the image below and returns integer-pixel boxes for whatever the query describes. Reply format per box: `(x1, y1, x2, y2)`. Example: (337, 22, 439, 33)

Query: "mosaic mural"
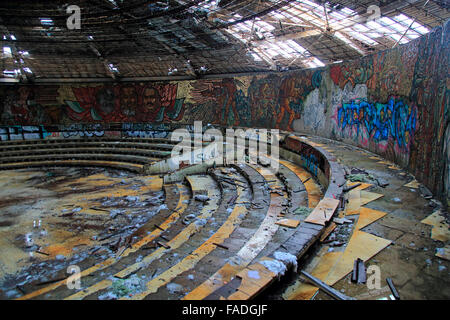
(0, 22, 448, 203)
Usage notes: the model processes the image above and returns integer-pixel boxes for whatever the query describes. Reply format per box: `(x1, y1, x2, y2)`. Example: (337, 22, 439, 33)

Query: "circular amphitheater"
(0, 1, 448, 301)
(0, 128, 348, 300)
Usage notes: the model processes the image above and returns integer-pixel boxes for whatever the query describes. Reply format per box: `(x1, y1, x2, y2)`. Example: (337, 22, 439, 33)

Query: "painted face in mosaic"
(120, 86, 137, 117)
(96, 87, 115, 115)
(142, 87, 161, 115)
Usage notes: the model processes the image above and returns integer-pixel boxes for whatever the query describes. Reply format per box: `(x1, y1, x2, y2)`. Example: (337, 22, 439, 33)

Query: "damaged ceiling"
(0, 0, 449, 82)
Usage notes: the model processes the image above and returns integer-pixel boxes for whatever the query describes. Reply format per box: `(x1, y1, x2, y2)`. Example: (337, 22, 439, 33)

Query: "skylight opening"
(302, 0, 320, 9)
(236, 23, 252, 32)
(348, 31, 378, 46)
(271, 11, 286, 20)
(353, 23, 370, 33)
(412, 23, 429, 34)
(265, 47, 280, 58)
(406, 32, 421, 40)
(335, 32, 365, 55)
(341, 7, 356, 15)
(216, 0, 433, 71)
(270, 43, 292, 58)
(306, 56, 325, 68)
(286, 40, 307, 54)
(254, 19, 276, 32)
(277, 41, 297, 55)
(366, 21, 393, 35)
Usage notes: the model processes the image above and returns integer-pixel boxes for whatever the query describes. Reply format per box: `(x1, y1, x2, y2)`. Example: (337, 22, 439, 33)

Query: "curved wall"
(0, 22, 448, 205)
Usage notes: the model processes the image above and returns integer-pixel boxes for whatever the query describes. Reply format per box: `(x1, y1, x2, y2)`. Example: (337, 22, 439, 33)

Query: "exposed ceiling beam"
(0, 25, 34, 82)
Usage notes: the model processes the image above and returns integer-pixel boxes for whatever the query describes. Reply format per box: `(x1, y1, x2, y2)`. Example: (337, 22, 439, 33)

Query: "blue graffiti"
(337, 97, 417, 149)
(301, 153, 319, 177)
(0, 125, 49, 141)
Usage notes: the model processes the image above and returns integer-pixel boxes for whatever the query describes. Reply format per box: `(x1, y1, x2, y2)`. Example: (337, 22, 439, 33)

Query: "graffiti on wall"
(0, 23, 448, 200)
(0, 125, 50, 141)
(336, 97, 417, 151)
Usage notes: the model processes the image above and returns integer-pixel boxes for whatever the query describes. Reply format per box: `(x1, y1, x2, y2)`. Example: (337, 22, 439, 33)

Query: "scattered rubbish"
(435, 246, 450, 261)
(35, 276, 67, 286)
(194, 218, 207, 227)
(98, 291, 118, 300)
(392, 197, 402, 203)
(110, 209, 124, 219)
(346, 170, 375, 183)
(212, 243, 228, 250)
(273, 251, 298, 270)
(110, 274, 146, 298)
(343, 183, 361, 193)
(421, 210, 450, 242)
(333, 217, 352, 225)
(35, 250, 49, 256)
(157, 241, 170, 249)
(386, 278, 400, 300)
(419, 185, 433, 199)
(329, 241, 345, 247)
(403, 180, 420, 188)
(376, 178, 389, 188)
(166, 282, 184, 294)
(293, 206, 313, 215)
(351, 258, 366, 284)
(55, 254, 65, 261)
(194, 195, 210, 202)
(300, 270, 355, 300)
(258, 259, 287, 278)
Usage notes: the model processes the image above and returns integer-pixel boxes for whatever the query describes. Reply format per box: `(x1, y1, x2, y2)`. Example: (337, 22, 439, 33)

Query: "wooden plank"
(421, 210, 450, 242)
(360, 191, 383, 206)
(304, 197, 340, 226)
(276, 218, 300, 228)
(356, 207, 387, 230)
(319, 222, 337, 242)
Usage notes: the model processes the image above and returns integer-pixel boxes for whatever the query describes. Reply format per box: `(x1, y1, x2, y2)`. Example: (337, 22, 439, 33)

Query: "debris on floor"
(421, 210, 450, 242)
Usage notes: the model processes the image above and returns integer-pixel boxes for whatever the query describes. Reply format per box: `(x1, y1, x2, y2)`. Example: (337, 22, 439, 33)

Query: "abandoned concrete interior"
(0, 0, 449, 301)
